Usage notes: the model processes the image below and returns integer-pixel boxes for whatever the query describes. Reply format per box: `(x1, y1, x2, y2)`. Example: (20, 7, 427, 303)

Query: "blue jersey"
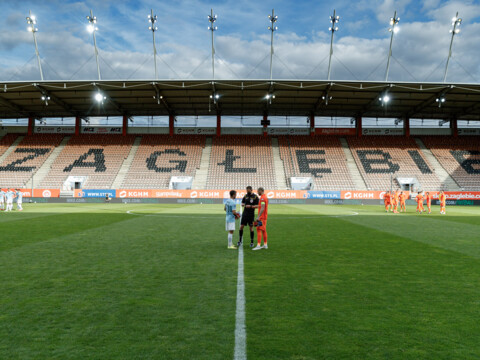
(0, 191, 4, 199)
(5, 191, 14, 202)
(225, 199, 236, 223)
(16, 192, 23, 201)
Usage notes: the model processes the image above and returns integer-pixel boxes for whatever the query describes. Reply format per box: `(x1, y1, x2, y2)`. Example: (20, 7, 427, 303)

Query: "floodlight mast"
(208, 9, 217, 80)
(385, 11, 400, 82)
(87, 10, 101, 80)
(26, 11, 44, 81)
(268, 9, 278, 81)
(148, 9, 159, 79)
(327, 10, 339, 81)
(443, 12, 462, 83)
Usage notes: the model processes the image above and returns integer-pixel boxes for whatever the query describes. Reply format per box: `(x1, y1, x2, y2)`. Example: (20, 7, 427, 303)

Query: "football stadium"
(1, 1, 480, 359)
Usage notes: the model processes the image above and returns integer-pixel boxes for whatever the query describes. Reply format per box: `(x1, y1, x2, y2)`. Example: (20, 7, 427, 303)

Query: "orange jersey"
(393, 193, 399, 204)
(399, 194, 405, 203)
(416, 194, 423, 204)
(439, 193, 446, 204)
(426, 195, 432, 205)
(384, 193, 391, 203)
(258, 194, 269, 220)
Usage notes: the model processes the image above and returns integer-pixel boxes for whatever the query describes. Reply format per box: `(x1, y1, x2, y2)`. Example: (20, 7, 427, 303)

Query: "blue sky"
(1, 0, 480, 82)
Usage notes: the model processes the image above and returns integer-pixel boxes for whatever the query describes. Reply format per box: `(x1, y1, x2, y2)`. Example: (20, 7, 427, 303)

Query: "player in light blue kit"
(224, 190, 240, 249)
(15, 189, 23, 211)
(5, 189, 14, 212)
(0, 189, 5, 211)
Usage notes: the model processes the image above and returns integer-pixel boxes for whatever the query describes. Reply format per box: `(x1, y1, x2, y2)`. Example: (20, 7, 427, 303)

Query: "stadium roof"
(0, 79, 479, 120)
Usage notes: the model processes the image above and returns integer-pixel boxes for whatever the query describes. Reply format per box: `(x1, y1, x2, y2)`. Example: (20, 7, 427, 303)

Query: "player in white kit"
(5, 189, 14, 212)
(0, 189, 5, 211)
(15, 189, 23, 211)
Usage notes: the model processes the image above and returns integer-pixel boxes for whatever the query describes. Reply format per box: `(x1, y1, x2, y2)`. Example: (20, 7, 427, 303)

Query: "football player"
(237, 186, 259, 248)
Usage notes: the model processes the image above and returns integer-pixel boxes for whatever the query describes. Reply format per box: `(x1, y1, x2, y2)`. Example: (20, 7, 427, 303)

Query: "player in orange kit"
(425, 192, 432, 214)
(399, 191, 406, 212)
(416, 191, 424, 213)
(383, 191, 391, 212)
(252, 187, 268, 250)
(439, 190, 446, 214)
(392, 190, 399, 213)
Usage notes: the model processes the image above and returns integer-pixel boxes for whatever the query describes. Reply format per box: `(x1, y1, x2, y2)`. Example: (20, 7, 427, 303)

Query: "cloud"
(0, 0, 479, 84)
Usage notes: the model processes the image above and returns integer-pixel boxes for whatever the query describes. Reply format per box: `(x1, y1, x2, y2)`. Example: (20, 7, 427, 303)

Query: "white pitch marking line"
(126, 210, 359, 219)
(234, 244, 247, 360)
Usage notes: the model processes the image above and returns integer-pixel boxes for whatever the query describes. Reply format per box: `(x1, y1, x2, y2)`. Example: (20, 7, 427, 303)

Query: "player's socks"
(228, 234, 233, 248)
(237, 229, 243, 246)
(262, 230, 268, 248)
(250, 231, 254, 243)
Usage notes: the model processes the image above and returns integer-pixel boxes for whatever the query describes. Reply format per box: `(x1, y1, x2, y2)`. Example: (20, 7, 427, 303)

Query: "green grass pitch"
(1, 203, 479, 359)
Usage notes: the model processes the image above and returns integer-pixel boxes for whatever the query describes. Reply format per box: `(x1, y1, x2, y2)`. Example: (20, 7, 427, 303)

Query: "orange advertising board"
(14, 189, 61, 198)
(115, 189, 307, 199)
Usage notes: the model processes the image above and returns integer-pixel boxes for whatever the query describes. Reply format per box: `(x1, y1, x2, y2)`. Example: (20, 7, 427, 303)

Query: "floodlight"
(94, 92, 106, 103)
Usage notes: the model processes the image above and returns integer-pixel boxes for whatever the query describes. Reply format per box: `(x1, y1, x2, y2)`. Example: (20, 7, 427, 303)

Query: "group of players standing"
(224, 186, 269, 250)
(0, 189, 23, 212)
(383, 190, 446, 214)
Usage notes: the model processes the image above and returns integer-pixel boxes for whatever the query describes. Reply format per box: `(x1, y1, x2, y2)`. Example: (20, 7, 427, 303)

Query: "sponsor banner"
(430, 191, 480, 200)
(305, 191, 341, 199)
(458, 128, 480, 136)
(316, 128, 356, 136)
(14, 189, 60, 198)
(221, 127, 263, 135)
(81, 127, 123, 134)
(74, 189, 116, 198)
(174, 128, 216, 135)
(342, 190, 388, 200)
(267, 128, 310, 135)
(116, 189, 307, 199)
(362, 128, 404, 136)
(35, 126, 75, 134)
(410, 128, 451, 136)
(128, 127, 169, 134)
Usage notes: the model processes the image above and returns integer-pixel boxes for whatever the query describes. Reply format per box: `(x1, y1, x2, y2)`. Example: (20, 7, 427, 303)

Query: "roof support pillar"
(122, 115, 128, 136)
(169, 114, 175, 136)
(263, 112, 268, 137)
(28, 117, 34, 135)
(216, 112, 221, 137)
(310, 112, 315, 136)
(450, 117, 458, 137)
(355, 115, 362, 138)
(404, 117, 410, 137)
(75, 116, 81, 135)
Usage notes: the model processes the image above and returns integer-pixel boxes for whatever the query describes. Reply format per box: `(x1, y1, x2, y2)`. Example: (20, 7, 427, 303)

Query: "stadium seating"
(40, 135, 135, 189)
(121, 135, 205, 189)
(278, 136, 355, 190)
(346, 136, 442, 191)
(421, 136, 480, 190)
(0, 134, 64, 188)
(206, 136, 277, 190)
(0, 134, 20, 158)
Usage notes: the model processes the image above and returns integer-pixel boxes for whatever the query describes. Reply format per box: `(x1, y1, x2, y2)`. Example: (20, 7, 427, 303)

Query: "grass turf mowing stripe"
(234, 245, 247, 360)
(244, 213, 480, 359)
(0, 206, 237, 359)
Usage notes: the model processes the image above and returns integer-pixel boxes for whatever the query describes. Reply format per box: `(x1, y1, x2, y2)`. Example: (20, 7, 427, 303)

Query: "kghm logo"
(42, 189, 52, 197)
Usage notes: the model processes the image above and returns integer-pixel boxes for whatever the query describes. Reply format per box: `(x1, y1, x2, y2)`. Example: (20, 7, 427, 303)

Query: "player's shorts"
(6, 201, 12, 206)
(226, 221, 235, 231)
(240, 213, 255, 226)
(257, 219, 267, 230)
(17, 201, 22, 205)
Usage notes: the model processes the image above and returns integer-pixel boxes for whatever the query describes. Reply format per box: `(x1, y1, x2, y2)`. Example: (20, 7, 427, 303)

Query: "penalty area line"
(234, 245, 247, 360)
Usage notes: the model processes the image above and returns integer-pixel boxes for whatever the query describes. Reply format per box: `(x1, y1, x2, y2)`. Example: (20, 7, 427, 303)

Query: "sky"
(1, 0, 480, 83)
(1, 0, 480, 128)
